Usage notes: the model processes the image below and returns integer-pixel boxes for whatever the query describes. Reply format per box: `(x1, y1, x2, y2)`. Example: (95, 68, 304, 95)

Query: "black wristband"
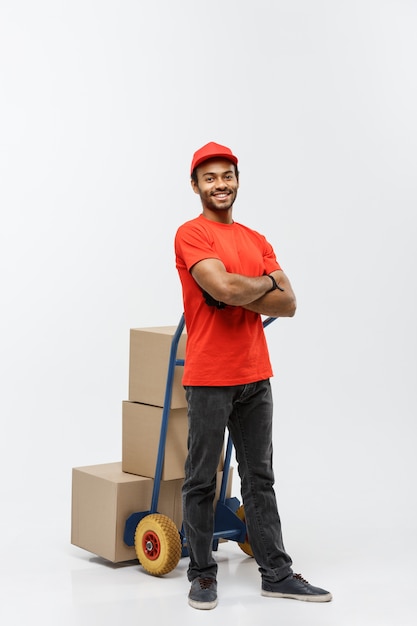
(267, 274, 285, 292)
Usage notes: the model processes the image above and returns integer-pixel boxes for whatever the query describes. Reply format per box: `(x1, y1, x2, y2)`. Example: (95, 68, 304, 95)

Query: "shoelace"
(294, 573, 309, 584)
(198, 577, 215, 589)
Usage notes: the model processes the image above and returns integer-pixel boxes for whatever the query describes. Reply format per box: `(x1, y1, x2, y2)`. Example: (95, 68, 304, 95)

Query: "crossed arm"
(190, 258, 297, 318)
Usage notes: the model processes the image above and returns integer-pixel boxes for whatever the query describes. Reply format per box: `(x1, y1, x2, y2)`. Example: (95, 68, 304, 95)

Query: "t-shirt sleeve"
(262, 237, 282, 274)
(175, 223, 221, 272)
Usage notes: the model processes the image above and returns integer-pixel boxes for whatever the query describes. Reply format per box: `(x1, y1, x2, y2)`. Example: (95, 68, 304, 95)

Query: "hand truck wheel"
(236, 505, 254, 557)
(134, 513, 181, 576)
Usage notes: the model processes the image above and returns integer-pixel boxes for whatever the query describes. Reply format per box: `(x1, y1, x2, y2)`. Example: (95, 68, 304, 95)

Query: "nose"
(215, 178, 227, 189)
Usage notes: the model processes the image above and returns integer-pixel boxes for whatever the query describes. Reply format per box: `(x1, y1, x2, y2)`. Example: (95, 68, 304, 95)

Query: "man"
(174, 141, 332, 610)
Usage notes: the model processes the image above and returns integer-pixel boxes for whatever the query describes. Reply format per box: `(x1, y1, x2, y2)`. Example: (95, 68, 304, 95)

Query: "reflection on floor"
(1, 521, 415, 626)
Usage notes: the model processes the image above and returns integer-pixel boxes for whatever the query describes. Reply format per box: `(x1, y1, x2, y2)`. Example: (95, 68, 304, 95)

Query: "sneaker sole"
(261, 590, 333, 602)
(188, 597, 218, 610)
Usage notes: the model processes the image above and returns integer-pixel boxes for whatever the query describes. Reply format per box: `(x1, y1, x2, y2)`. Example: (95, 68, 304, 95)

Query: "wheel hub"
(142, 531, 160, 560)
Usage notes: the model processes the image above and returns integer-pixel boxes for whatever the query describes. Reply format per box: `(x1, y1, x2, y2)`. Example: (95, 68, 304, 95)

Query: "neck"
(201, 207, 233, 224)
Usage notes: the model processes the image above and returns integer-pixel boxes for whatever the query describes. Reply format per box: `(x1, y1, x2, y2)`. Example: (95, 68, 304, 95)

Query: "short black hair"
(191, 162, 239, 184)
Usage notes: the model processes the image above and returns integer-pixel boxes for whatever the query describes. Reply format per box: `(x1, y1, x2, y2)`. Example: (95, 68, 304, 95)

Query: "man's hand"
(202, 290, 227, 309)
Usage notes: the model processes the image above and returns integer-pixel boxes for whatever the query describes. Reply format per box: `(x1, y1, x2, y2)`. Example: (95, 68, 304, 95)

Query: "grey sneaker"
(188, 577, 218, 610)
(262, 573, 332, 602)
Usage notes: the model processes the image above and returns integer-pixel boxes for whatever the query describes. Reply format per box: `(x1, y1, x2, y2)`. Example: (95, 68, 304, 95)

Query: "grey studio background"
(0, 1, 416, 625)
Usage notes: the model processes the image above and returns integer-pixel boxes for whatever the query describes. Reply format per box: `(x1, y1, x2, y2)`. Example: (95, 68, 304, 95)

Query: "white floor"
(2, 511, 415, 626)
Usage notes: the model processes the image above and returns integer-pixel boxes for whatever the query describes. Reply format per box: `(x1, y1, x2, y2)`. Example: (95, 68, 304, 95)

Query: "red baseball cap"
(190, 141, 238, 175)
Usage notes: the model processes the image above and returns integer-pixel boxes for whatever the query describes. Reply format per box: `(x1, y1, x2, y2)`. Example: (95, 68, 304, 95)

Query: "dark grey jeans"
(182, 379, 293, 584)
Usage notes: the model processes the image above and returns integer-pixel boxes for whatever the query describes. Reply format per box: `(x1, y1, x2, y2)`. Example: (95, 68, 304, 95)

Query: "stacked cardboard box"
(122, 326, 188, 480)
(71, 324, 231, 563)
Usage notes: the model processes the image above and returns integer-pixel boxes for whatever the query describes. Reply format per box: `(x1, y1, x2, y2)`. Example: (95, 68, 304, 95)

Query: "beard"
(203, 189, 237, 212)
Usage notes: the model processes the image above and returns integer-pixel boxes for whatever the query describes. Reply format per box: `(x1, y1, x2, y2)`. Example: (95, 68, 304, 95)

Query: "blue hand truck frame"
(123, 312, 276, 574)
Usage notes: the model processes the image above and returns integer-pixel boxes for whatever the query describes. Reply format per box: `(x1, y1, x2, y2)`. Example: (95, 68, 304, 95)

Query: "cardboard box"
(71, 461, 234, 563)
(128, 326, 187, 409)
(122, 400, 188, 480)
(71, 462, 153, 562)
(122, 401, 224, 480)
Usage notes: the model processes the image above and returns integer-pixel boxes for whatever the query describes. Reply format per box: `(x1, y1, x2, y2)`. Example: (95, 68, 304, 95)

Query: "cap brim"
(191, 153, 238, 173)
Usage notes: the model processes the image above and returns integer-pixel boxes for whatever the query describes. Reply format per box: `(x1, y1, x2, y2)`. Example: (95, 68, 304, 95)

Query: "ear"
(191, 178, 200, 195)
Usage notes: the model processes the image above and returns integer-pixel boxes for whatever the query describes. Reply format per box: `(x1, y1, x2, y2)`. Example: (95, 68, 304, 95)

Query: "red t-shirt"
(175, 214, 281, 386)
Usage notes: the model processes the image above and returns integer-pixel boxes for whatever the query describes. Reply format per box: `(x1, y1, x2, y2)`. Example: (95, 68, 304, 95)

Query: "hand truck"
(123, 313, 276, 576)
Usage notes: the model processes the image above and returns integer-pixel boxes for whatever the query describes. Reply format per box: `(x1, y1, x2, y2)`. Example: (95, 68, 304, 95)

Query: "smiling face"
(191, 158, 239, 223)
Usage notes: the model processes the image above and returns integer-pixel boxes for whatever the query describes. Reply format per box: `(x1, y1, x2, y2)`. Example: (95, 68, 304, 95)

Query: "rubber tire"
(134, 513, 181, 576)
(235, 505, 254, 557)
